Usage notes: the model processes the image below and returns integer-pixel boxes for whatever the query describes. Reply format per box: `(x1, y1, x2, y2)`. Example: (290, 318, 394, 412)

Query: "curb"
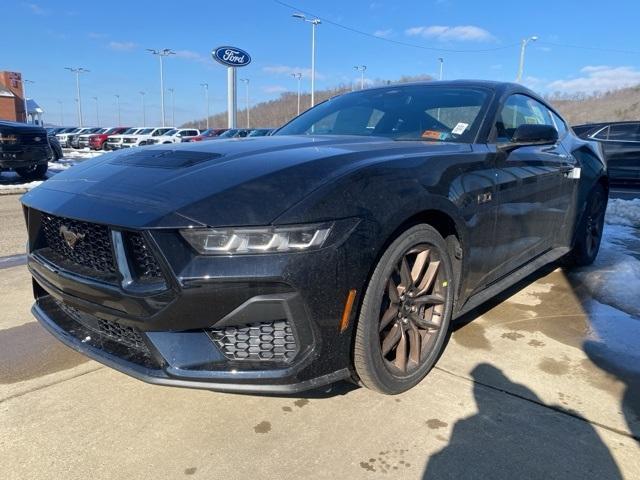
(0, 188, 31, 196)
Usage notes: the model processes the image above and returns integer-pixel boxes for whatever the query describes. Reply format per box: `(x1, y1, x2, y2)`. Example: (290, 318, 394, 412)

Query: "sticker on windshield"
(451, 122, 469, 135)
(421, 130, 447, 140)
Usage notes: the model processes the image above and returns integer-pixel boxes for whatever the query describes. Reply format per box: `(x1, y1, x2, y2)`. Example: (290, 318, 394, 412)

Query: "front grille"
(18, 133, 46, 145)
(209, 320, 298, 362)
(59, 302, 148, 351)
(41, 214, 116, 275)
(125, 232, 164, 281)
(123, 138, 136, 144)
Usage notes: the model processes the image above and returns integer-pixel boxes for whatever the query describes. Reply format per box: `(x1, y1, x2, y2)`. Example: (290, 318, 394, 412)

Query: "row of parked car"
(47, 126, 274, 151)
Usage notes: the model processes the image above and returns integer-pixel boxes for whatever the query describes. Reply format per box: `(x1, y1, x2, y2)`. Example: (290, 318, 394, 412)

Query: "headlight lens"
(180, 223, 333, 255)
(0, 134, 18, 144)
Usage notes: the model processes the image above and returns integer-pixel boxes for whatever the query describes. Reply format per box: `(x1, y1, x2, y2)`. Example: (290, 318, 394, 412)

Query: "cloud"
(263, 85, 288, 94)
(547, 66, 640, 93)
(88, 32, 107, 39)
(109, 41, 137, 51)
(405, 25, 495, 42)
(263, 65, 325, 80)
(174, 49, 210, 65)
(373, 29, 393, 38)
(22, 2, 47, 15)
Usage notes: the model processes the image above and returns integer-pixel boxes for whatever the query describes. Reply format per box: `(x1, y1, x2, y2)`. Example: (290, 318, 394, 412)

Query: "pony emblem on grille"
(59, 225, 85, 249)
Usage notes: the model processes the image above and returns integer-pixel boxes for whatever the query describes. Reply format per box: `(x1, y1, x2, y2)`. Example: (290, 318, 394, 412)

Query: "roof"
(26, 98, 44, 114)
(0, 86, 15, 98)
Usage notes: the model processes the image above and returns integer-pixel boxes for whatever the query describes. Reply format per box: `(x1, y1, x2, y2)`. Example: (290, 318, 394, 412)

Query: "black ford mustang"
(22, 81, 607, 394)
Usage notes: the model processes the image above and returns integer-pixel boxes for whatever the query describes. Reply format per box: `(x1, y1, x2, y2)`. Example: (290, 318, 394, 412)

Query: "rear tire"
(564, 184, 607, 268)
(353, 224, 455, 394)
(16, 163, 48, 181)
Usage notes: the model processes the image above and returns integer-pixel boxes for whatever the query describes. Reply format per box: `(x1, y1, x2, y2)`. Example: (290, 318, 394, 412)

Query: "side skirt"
(454, 246, 570, 320)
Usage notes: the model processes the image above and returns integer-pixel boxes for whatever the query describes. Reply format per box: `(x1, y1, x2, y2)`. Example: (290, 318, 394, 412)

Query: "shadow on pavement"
(423, 364, 623, 480)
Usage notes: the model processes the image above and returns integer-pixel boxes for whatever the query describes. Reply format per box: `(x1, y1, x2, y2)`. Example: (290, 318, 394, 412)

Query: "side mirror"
(498, 124, 558, 153)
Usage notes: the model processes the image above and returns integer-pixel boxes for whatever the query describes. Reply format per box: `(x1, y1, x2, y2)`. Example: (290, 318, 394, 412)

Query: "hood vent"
(110, 149, 224, 169)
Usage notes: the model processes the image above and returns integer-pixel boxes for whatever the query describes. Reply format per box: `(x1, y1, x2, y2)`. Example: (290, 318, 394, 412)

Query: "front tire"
(564, 184, 607, 268)
(353, 224, 455, 394)
(16, 163, 48, 181)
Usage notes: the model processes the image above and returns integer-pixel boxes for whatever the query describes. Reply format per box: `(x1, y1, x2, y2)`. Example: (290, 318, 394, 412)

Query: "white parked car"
(105, 127, 143, 151)
(147, 128, 200, 144)
(120, 127, 174, 148)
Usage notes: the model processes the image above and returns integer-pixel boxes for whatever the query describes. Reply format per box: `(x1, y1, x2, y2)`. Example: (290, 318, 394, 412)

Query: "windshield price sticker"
(452, 123, 469, 135)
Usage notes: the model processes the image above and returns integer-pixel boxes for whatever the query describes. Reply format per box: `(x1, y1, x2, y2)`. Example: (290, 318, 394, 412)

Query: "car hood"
(21, 135, 471, 229)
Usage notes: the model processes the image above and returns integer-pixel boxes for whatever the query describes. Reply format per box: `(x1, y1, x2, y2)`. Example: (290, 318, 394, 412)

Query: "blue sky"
(4, 0, 640, 126)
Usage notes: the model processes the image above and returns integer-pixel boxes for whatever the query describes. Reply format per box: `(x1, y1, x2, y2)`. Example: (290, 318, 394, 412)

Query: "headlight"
(0, 133, 18, 144)
(180, 223, 333, 255)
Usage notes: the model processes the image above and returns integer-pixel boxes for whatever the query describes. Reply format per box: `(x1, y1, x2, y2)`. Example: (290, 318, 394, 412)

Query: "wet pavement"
(0, 198, 639, 479)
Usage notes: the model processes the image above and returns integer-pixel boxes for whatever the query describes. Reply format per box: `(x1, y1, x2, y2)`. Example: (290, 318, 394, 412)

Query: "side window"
(609, 123, 640, 141)
(495, 94, 553, 142)
(549, 110, 568, 138)
(592, 126, 609, 140)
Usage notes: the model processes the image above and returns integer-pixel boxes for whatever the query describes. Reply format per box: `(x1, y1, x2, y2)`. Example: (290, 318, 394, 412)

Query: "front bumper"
(0, 145, 51, 169)
(25, 213, 368, 394)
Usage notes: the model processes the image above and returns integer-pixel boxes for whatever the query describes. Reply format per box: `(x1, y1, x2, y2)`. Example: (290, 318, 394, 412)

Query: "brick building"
(0, 71, 27, 122)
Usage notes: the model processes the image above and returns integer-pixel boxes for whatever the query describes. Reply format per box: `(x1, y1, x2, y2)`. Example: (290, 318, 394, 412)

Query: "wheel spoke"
(410, 249, 430, 285)
(393, 328, 408, 372)
(408, 322, 421, 366)
(387, 278, 400, 305)
(379, 304, 399, 332)
(410, 312, 440, 330)
(382, 323, 402, 356)
(399, 257, 412, 291)
(413, 294, 445, 305)
(415, 261, 440, 296)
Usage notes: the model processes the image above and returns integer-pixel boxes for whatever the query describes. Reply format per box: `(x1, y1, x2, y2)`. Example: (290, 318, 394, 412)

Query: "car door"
(593, 123, 640, 183)
(485, 93, 574, 284)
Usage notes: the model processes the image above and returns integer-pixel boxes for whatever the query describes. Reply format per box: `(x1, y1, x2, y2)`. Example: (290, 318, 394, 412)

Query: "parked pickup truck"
(0, 120, 52, 180)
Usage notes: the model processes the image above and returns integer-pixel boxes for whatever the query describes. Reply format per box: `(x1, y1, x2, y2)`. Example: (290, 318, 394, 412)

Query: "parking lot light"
(292, 13, 321, 107)
(516, 36, 539, 83)
(92, 96, 99, 126)
(64, 67, 90, 127)
(22, 79, 34, 124)
(291, 72, 302, 116)
(139, 91, 146, 127)
(114, 94, 121, 126)
(168, 88, 175, 127)
(146, 48, 175, 127)
(240, 78, 250, 128)
(438, 58, 444, 80)
(200, 83, 209, 129)
(353, 65, 367, 90)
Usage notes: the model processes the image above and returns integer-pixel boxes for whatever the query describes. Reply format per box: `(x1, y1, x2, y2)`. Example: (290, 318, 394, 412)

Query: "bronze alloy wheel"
(379, 245, 446, 374)
(354, 224, 454, 394)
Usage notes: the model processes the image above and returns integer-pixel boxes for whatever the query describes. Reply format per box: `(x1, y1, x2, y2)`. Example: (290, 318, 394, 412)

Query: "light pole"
(200, 83, 209, 129)
(114, 94, 121, 125)
(22, 79, 34, 123)
(139, 91, 146, 127)
(516, 36, 538, 83)
(438, 58, 444, 80)
(240, 78, 250, 128)
(353, 65, 367, 90)
(291, 72, 302, 116)
(57, 100, 63, 125)
(146, 48, 175, 127)
(92, 96, 100, 125)
(65, 67, 89, 127)
(168, 88, 175, 127)
(292, 13, 321, 107)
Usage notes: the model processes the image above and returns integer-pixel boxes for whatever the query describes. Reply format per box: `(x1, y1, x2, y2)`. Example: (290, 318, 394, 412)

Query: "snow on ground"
(571, 200, 640, 318)
(0, 148, 102, 191)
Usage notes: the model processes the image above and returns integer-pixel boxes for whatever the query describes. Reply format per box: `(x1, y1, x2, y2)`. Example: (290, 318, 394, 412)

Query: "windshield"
(104, 127, 120, 134)
(248, 129, 271, 137)
(152, 128, 171, 136)
(163, 129, 178, 136)
(276, 85, 489, 142)
(138, 128, 154, 135)
(218, 129, 238, 138)
(122, 128, 138, 134)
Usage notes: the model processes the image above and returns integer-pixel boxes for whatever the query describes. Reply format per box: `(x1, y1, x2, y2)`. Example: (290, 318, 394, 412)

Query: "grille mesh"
(41, 214, 116, 274)
(125, 233, 164, 281)
(209, 320, 298, 362)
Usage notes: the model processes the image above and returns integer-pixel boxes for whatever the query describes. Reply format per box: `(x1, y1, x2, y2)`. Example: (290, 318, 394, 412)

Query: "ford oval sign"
(212, 46, 251, 68)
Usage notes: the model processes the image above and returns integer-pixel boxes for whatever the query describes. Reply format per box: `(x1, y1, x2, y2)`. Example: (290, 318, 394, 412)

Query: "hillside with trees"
(184, 75, 640, 129)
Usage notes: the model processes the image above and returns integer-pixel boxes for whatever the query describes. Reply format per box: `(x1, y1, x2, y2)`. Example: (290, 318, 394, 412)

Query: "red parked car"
(89, 127, 130, 150)
(189, 128, 227, 142)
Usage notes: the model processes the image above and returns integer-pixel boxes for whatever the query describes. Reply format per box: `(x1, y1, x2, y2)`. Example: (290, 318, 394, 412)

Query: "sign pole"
(227, 66, 237, 129)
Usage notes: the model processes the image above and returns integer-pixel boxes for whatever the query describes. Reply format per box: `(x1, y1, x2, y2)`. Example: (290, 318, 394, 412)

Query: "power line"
(273, 0, 520, 53)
